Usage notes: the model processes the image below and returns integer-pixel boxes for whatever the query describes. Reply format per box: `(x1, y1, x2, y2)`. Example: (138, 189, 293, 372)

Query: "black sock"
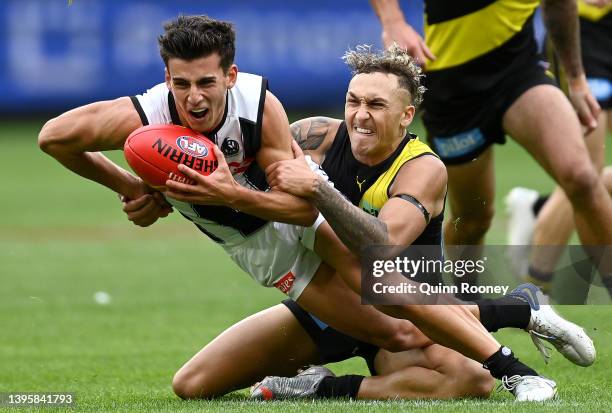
(475, 295, 531, 332)
(483, 346, 538, 379)
(315, 375, 364, 399)
(532, 194, 549, 216)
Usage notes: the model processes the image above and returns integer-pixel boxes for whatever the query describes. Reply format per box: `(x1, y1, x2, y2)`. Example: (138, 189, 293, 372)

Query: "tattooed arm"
(289, 117, 341, 164)
(311, 155, 446, 253)
(541, 0, 601, 130)
(268, 146, 446, 253)
(269, 117, 387, 251)
(311, 178, 389, 253)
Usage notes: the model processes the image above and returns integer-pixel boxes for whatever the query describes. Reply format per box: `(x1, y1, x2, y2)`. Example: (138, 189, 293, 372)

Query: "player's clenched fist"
(120, 189, 173, 227)
(266, 141, 320, 198)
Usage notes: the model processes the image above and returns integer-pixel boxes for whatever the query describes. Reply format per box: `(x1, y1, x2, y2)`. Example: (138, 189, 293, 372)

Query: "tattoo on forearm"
(290, 123, 303, 142)
(291, 117, 329, 150)
(542, 0, 583, 78)
(312, 178, 389, 254)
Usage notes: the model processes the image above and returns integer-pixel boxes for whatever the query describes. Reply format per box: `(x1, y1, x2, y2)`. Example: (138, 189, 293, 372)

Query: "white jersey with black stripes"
(131, 72, 270, 245)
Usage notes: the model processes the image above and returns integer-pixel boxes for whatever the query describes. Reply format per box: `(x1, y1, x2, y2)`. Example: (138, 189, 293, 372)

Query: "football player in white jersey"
(39, 15, 589, 402)
(37, 15, 462, 397)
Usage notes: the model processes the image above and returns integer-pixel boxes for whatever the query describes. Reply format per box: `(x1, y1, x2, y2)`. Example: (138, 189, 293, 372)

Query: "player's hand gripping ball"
(124, 125, 218, 190)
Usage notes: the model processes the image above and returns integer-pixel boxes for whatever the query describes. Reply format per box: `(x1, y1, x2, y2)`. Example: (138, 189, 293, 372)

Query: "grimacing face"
(165, 53, 237, 134)
(345, 72, 415, 166)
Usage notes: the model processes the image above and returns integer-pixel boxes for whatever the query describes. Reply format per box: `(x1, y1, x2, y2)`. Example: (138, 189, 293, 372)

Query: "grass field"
(1, 118, 611, 412)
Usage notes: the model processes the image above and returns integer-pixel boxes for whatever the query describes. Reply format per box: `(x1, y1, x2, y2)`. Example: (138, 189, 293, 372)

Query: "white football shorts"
(223, 156, 328, 299)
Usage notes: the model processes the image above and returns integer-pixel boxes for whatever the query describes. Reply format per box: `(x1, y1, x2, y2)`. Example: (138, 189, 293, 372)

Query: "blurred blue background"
(0, 0, 423, 114)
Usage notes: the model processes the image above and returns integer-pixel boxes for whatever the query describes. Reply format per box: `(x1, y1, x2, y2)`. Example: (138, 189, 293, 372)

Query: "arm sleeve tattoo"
(291, 117, 329, 150)
(312, 178, 389, 254)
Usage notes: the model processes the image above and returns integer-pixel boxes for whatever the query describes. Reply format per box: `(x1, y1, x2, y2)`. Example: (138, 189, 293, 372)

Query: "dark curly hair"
(158, 15, 235, 72)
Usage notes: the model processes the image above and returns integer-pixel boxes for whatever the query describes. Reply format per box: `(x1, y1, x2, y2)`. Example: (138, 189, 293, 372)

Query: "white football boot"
(509, 283, 596, 366)
(504, 187, 539, 277)
(501, 375, 557, 402)
(251, 366, 335, 400)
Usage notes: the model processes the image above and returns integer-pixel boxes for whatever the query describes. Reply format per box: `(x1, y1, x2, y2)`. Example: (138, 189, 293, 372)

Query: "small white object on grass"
(94, 291, 112, 305)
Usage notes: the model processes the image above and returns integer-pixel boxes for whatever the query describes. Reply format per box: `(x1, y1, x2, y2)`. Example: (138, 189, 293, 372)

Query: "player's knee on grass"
(427, 346, 494, 399)
(452, 357, 494, 398)
(172, 368, 218, 400)
(380, 319, 428, 353)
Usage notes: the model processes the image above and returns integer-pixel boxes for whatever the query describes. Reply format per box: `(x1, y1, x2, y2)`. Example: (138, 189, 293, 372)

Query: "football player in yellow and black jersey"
(369, 0, 612, 288)
(40, 15, 592, 402)
(251, 45, 597, 402)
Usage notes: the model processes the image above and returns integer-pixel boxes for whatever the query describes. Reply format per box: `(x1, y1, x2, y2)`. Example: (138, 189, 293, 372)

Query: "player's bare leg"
(503, 85, 612, 279)
(172, 276, 482, 400)
(605, 166, 612, 192)
(529, 187, 574, 287)
(527, 110, 609, 287)
(172, 274, 433, 400)
(311, 221, 595, 368)
(444, 147, 496, 247)
(253, 343, 494, 400)
(172, 304, 323, 399)
(296, 262, 431, 352)
(357, 345, 494, 399)
(443, 147, 496, 296)
(311, 222, 500, 364)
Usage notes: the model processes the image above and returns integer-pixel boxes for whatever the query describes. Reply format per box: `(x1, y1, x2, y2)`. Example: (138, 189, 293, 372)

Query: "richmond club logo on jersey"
(177, 136, 208, 158)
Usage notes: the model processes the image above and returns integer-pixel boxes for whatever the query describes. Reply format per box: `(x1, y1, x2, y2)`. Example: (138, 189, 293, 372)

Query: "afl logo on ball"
(221, 138, 240, 157)
(177, 136, 208, 158)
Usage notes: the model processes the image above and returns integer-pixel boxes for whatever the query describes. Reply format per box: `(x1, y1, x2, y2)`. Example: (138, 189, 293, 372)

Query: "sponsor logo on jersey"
(176, 136, 209, 158)
(228, 157, 255, 174)
(221, 138, 241, 157)
(274, 271, 296, 294)
(359, 199, 380, 217)
(431, 128, 486, 159)
(356, 176, 366, 192)
(587, 77, 612, 102)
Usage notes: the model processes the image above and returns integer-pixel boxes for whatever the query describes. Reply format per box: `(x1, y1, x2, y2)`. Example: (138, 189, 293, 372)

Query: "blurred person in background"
(369, 0, 612, 298)
(505, 0, 612, 298)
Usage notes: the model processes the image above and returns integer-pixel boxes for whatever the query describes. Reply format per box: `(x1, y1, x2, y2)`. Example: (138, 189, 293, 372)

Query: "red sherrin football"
(124, 124, 217, 190)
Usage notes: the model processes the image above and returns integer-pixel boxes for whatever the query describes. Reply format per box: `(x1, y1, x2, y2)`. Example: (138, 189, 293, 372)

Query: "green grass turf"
(1, 118, 611, 412)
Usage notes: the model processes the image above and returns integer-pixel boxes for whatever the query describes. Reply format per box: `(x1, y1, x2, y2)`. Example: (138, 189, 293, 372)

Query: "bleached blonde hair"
(343, 44, 426, 107)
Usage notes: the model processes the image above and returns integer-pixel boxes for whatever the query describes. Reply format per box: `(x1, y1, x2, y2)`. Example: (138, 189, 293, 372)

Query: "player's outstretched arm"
(369, 0, 435, 63)
(38, 97, 145, 198)
(39, 97, 172, 226)
(542, 0, 601, 131)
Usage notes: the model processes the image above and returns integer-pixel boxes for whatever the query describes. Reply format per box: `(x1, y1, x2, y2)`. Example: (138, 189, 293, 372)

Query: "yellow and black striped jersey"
(321, 122, 443, 246)
(578, 1, 612, 22)
(424, 0, 540, 71)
